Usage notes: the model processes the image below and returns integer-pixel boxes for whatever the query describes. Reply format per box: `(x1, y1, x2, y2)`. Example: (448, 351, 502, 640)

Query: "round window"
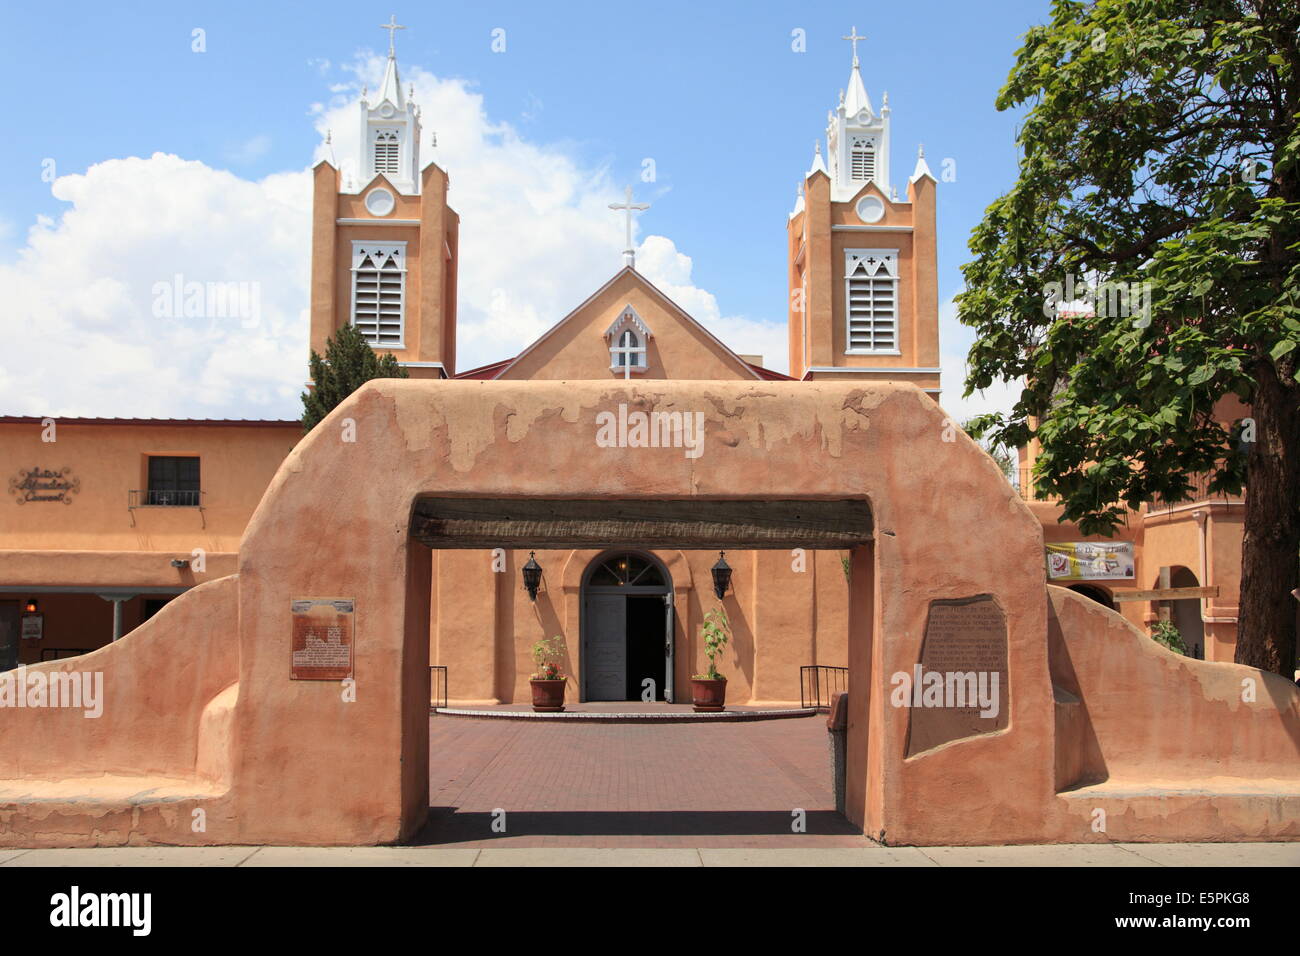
(365, 187, 396, 217)
(856, 195, 886, 224)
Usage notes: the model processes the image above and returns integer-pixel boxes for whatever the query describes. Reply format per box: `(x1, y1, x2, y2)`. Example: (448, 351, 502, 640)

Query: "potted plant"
(691, 607, 731, 712)
(530, 634, 568, 712)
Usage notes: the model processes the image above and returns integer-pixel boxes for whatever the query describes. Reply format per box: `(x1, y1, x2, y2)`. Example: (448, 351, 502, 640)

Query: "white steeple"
(358, 15, 422, 196)
(825, 26, 891, 202)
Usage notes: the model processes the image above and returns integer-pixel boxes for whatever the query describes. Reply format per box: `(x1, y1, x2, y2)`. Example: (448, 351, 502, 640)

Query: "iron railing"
(129, 489, 202, 507)
(430, 665, 448, 709)
(800, 665, 848, 711)
(1144, 473, 1243, 513)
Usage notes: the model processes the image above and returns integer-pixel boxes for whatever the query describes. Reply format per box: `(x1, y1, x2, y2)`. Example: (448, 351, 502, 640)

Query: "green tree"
(958, 0, 1299, 675)
(300, 323, 408, 432)
(962, 417, 1017, 482)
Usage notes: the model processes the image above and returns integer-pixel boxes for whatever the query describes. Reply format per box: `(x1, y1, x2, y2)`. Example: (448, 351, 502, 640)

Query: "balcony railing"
(129, 489, 202, 508)
(1144, 473, 1243, 513)
(1018, 469, 1244, 510)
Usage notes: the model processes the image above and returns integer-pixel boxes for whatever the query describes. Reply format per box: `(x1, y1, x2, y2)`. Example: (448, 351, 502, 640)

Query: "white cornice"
(337, 218, 421, 226)
(832, 225, 914, 233)
(803, 367, 941, 375)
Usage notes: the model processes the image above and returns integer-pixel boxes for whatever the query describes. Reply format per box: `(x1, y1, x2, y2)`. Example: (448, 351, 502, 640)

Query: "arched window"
(586, 553, 667, 587)
(374, 129, 399, 175)
(850, 139, 876, 182)
(610, 328, 646, 371)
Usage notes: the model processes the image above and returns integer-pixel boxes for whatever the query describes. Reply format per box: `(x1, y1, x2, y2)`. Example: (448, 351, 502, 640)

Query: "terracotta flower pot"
(530, 678, 567, 713)
(691, 677, 727, 712)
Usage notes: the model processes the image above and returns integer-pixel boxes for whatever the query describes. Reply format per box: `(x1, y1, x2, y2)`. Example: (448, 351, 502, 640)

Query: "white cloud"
(635, 235, 787, 369)
(0, 154, 310, 418)
(933, 293, 1021, 426)
(0, 51, 782, 418)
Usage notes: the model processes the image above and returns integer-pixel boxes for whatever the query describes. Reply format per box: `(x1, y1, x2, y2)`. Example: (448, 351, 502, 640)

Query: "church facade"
(0, 32, 1253, 697)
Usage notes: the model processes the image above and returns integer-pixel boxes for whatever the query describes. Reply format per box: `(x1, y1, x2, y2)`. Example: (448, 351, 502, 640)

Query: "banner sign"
(1045, 542, 1135, 581)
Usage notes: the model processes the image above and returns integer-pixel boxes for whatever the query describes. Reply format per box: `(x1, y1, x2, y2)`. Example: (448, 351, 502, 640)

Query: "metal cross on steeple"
(608, 185, 650, 269)
(381, 14, 406, 57)
(842, 26, 866, 67)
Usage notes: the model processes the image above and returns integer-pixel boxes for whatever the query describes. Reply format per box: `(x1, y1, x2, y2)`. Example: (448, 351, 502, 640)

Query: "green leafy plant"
(531, 634, 566, 681)
(694, 607, 730, 680)
(300, 323, 408, 432)
(956, 1, 1300, 676)
(1150, 620, 1187, 656)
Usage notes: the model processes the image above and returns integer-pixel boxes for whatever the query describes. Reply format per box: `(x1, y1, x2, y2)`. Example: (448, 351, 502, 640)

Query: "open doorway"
(581, 552, 672, 702)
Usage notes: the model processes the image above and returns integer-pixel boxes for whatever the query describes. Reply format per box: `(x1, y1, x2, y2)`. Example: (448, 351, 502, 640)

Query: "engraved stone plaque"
(904, 595, 1009, 757)
(290, 598, 355, 680)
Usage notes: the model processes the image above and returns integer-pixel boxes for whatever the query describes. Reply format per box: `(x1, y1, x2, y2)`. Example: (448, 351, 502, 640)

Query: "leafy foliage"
(1150, 619, 1188, 655)
(300, 323, 408, 432)
(958, 0, 1298, 530)
(531, 634, 566, 681)
(958, 0, 1300, 672)
(695, 606, 731, 680)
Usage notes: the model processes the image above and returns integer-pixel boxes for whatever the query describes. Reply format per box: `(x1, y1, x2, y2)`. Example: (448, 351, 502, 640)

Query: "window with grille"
(850, 138, 876, 182)
(373, 129, 399, 176)
(612, 329, 646, 369)
(350, 242, 406, 347)
(145, 456, 200, 507)
(845, 250, 898, 352)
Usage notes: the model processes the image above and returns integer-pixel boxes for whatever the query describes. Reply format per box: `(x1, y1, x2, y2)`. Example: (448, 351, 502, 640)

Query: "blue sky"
(0, 0, 1050, 418)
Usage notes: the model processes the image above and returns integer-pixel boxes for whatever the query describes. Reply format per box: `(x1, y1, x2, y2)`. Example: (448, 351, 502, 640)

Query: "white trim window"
(850, 137, 876, 182)
(604, 304, 652, 376)
(845, 249, 898, 353)
(350, 241, 407, 348)
(373, 129, 399, 176)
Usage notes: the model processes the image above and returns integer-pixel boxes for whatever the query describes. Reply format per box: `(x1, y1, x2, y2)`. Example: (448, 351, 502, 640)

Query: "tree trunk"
(1234, 360, 1300, 676)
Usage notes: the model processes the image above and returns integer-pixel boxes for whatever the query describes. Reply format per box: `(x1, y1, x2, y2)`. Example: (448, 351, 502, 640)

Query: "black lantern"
(711, 551, 732, 600)
(23, 599, 38, 615)
(521, 551, 543, 602)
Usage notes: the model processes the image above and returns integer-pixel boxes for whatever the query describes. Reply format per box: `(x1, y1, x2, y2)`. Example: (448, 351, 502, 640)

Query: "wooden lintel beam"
(410, 498, 873, 550)
(1111, 586, 1219, 603)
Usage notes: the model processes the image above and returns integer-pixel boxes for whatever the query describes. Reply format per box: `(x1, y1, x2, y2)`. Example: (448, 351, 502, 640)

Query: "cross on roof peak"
(842, 26, 866, 67)
(608, 185, 650, 270)
(381, 14, 406, 58)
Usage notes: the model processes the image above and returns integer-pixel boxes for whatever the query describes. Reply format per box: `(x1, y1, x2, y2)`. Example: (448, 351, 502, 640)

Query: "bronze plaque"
(290, 598, 355, 680)
(904, 595, 1009, 757)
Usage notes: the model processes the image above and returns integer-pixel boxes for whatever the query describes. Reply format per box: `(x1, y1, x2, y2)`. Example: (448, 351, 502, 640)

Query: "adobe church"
(1, 24, 1297, 849)
(302, 28, 938, 706)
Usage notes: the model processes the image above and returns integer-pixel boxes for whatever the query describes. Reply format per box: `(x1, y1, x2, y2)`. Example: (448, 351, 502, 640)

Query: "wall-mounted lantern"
(711, 551, 732, 600)
(522, 551, 543, 602)
(23, 599, 38, 614)
(170, 558, 190, 569)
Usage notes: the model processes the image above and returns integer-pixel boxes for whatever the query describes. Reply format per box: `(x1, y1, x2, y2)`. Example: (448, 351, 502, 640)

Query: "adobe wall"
(1, 378, 1295, 848)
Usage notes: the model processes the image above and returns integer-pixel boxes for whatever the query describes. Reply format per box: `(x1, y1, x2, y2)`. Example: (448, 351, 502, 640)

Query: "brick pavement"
(417, 713, 870, 848)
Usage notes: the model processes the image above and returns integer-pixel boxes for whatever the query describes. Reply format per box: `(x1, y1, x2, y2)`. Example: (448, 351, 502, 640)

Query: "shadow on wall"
(1047, 585, 1300, 788)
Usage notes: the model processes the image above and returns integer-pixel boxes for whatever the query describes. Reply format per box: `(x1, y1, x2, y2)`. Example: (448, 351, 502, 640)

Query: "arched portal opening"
(581, 551, 673, 702)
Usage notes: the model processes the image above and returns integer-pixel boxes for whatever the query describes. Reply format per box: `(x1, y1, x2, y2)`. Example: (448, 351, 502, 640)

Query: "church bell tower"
(787, 27, 939, 396)
(309, 16, 459, 379)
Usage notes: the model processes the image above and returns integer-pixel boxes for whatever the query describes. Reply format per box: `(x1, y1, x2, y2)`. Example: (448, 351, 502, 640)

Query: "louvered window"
(850, 139, 876, 182)
(374, 129, 399, 176)
(351, 242, 406, 347)
(845, 250, 898, 352)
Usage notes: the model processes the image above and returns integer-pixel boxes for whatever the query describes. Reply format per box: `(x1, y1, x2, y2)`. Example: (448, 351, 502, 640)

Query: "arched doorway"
(581, 551, 673, 703)
(1169, 566, 1206, 659)
(1068, 584, 1114, 610)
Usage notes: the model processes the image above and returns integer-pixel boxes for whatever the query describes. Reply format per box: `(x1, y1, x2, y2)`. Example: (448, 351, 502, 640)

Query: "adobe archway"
(2, 379, 1298, 848)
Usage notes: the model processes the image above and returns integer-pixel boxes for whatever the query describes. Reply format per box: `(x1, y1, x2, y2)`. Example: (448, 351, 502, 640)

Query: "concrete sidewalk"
(1, 842, 1296, 867)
